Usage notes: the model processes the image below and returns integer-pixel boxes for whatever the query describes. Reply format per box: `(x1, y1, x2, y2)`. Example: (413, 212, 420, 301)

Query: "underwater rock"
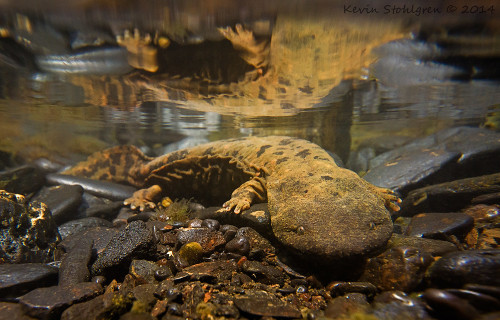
(427, 249, 500, 287)
(46, 173, 136, 201)
(175, 242, 204, 268)
(372, 291, 430, 320)
(225, 235, 251, 256)
(360, 246, 433, 292)
(57, 217, 113, 240)
(180, 260, 238, 283)
(130, 259, 172, 283)
(60, 292, 133, 320)
(176, 227, 226, 254)
(19, 282, 103, 319)
(0, 165, 45, 195)
(0, 263, 58, 298)
(0, 190, 60, 263)
(423, 288, 479, 320)
(234, 227, 275, 260)
(327, 281, 377, 298)
(240, 260, 284, 285)
(91, 221, 155, 276)
(324, 293, 370, 319)
(400, 173, 500, 216)
(59, 236, 93, 286)
(365, 127, 500, 196)
(446, 288, 500, 312)
(233, 289, 301, 318)
(58, 226, 118, 257)
(0, 302, 36, 320)
(387, 234, 458, 257)
(405, 212, 474, 240)
(33, 185, 84, 225)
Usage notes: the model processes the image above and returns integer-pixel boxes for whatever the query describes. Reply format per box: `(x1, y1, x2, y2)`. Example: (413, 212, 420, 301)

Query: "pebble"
(423, 288, 479, 320)
(463, 204, 500, 223)
(446, 288, 500, 312)
(240, 260, 284, 285)
(176, 227, 226, 253)
(46, 173, 136, 201)
(175, 242, 203, 268)
(129, 259, 171, 283)
(91, 221, 155, 276)
(324, 293, 369, 319)
(360, 246, 433, 292)
(388, 234, 458, 257)
(0, 263, 58, 298)
(0, 302, 37, 320)
(60, 292, 132, 320)
(19, 282, 103, 319)
(234, 227, 275, 259)
(181, 260, 238, 282)
(32, 185, 83, 224)
(225, 235, 251, 256)
(405, 212, 474, 240)
(427, 249, 500, 287)
(327, 281, 378, 298)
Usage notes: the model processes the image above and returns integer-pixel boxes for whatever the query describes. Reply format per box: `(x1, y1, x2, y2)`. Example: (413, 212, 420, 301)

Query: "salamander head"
(267, 173, 393, 260)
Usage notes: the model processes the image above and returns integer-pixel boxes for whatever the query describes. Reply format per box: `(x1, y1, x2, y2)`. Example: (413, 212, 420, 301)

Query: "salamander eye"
(296, 226, 305, 235)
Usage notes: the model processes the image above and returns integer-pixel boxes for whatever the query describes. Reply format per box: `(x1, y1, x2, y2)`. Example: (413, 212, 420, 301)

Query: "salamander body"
(64, 136, 400, 260)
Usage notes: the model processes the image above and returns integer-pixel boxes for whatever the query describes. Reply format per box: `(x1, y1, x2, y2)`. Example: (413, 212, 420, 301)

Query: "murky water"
(0, 0, 499, 164)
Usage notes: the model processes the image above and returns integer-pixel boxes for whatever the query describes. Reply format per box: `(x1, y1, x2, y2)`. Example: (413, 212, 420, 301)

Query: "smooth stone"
(233, 289, 301, 318)
(60, 292, 133, 320)
(400, 172, 500, 216)
(175, 242, 203, 268)
(85, 201, 124, 220)
(235, 227, 275, 260)
(327, 281, 377, 298)
(91, 221, 155, 275)
(372, 291, 430, 320)
(131, 283, 158, 307)
(472, 192, 500, 205)
(388, 234, 458, 257)
(240, 260, 284, 285)
(46, 173, 136, 201)
(446, 288, 500, 312)
(464, 284, 500, 300)
(0, 191, 60, 263)
(59, 237, 93, 286)
(19, 282, 103, 319)
(181, 260, 238, 283)
(194, 203, 272, 236)
(463, 204, 500, 223)
(405, 212, 474, 240)
(176, 227, 226, 254)
(129, 260, 171, 283)
(0, 263, 58, 298)
(360, 246, 433, 292)
(0, 302, 37, 319)
(427, 249, 500, 287)
(423, 288, 479, 320)
(366, 127, 500, 196)
(57, 217, 113, 240)
(225, 235, 251, 256)
(58, 226, 118, 256)
(0, 165, 45, 194)
(33, 185, 83, 225)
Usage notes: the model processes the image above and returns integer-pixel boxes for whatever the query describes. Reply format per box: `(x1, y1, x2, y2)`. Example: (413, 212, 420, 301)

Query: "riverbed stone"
(0, 263, 58, 298)
(233, 289, 301, 318)
(405, 212, 474, 240)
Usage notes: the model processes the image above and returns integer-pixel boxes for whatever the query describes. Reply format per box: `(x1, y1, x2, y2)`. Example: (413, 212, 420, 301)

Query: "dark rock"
(130, 260, 171, 283)
(32, 185, 83, 225)
(405, 212, 474, 240)
(0, 190, 60, 263)
(327, 281, 378, 298)
(60, 292, 132, 320)
(153, 279, 176, 300)
(233, 289, 301, 318)
(235, 227, 275, 259)
(471, 192, 500, 205)
(181, 260, 238, 283)
(195, 203, 272, 236)
(91, 221, 155, 275)
(131, 283, 158, 308)
(32, 158, 64, 173)
(446, 288, 500, 312)
(427, 249, 500, 287)
(127, 211, 155, 222)
(59, 226, 118, 257)
(85, 201, 124, 220)
(0, 302, 37, 320)
(220, 224, 238, 242)
(372, 291, 431, 320)
(201, 219, 220, 231)
(401, 172, 500, 216)
(324, 293, 369, 319)
(59, 237, 93, 286)
(0, 263, 58, 298)
(360, 246, 433, 292)
(120, 311, 155, 320)
(19, 282, 103, 319)
(46, 173, 136, 201)
(423, 288, 479, 320)
(366, 127, 500, 196)
(58, 217, 112, 240)
(225, 235, 250, 256)
(240, 260, 284, 285)
(388, 234, 458, 257)
(176, 227, 225, 253)
(0, 165, 45, 195)
(187, 219, 203, 228)
(464, 284, 500, 300)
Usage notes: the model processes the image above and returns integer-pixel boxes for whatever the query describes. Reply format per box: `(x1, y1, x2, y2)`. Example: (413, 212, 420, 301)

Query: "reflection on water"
(0, 0, 499, 163)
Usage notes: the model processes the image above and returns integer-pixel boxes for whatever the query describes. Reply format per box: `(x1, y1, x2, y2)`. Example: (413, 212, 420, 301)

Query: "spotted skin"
(64, 136, 401, 259)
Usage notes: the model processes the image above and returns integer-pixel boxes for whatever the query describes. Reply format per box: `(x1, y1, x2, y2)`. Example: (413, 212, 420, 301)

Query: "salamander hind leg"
(218, 176, 267, 214)
(370, 185, 402, 212)
(124, 185, 163, 211)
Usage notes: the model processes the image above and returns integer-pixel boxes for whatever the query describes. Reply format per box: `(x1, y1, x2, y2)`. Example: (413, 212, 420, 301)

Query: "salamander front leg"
(124, 185, 162, 211)
(218, 176, 267, 214)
